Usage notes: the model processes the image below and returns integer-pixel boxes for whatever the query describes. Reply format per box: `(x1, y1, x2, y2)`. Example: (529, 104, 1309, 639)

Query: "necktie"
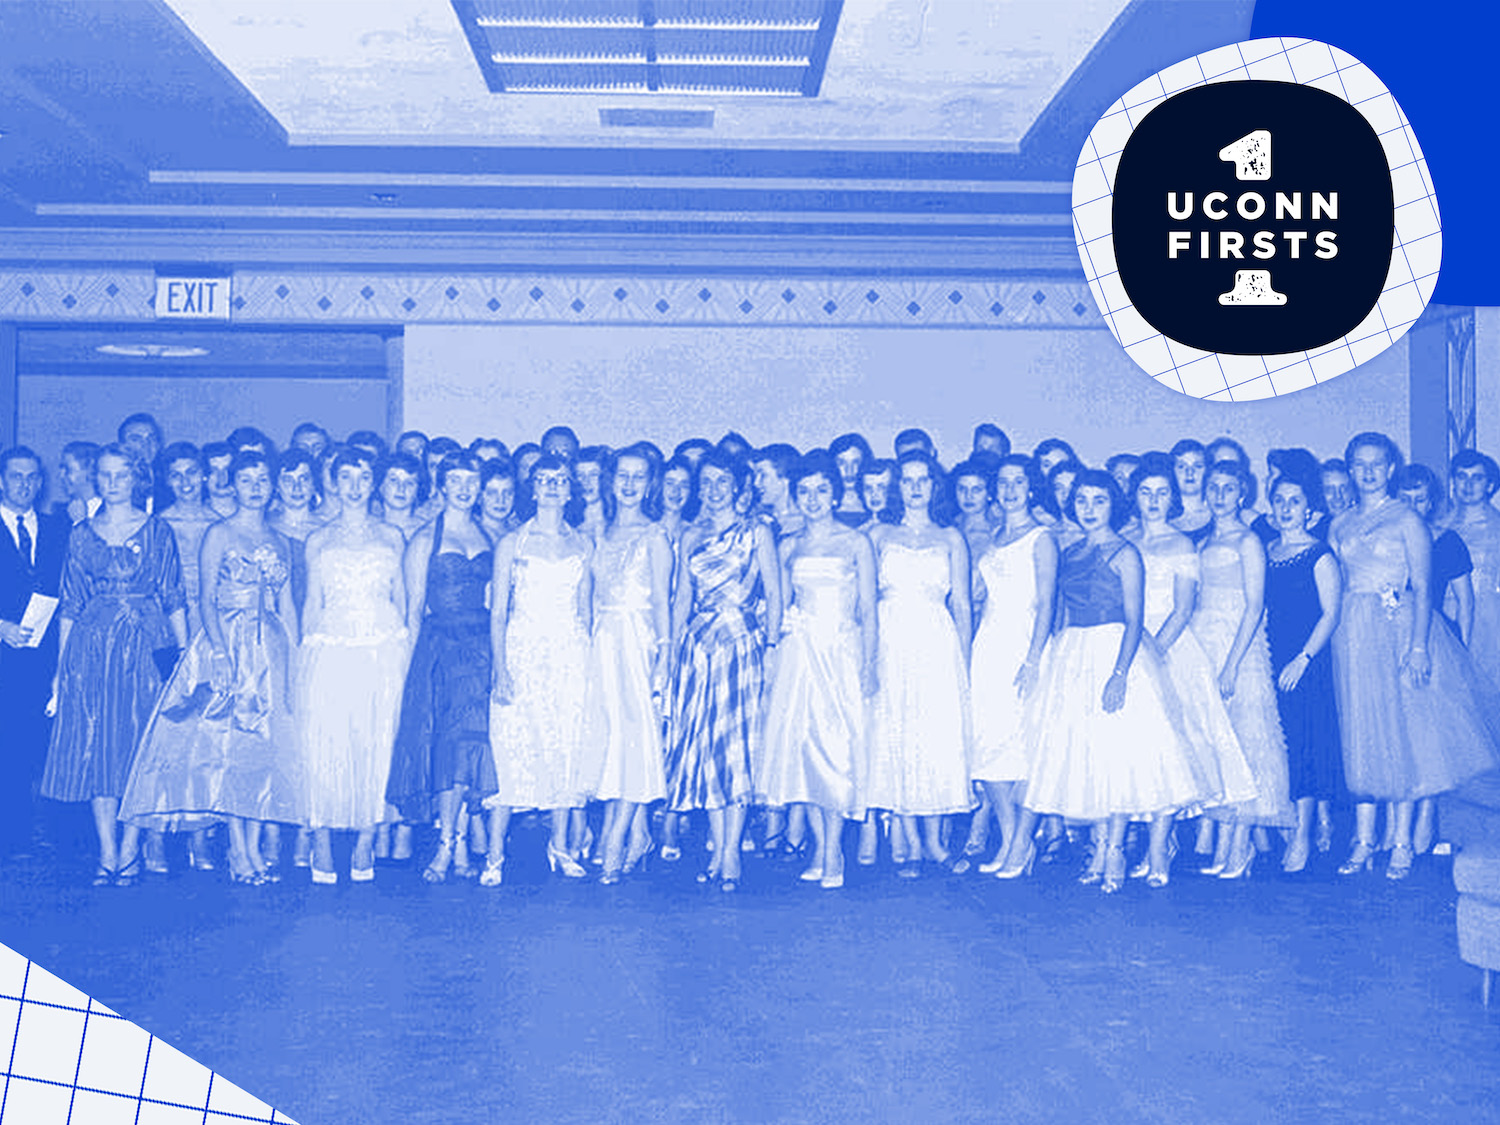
(14, 513, 32, 570)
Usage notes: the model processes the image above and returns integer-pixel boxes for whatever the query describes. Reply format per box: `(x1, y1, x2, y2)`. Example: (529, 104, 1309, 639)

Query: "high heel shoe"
(228, 853, 266, 886)
(1131, 833, 1178, 879)
(623, 837, 653, 874)
(1386, 842, 1414, 881)
(1282, 836, 1311, 874)
(659, 844, 682, 863)
(1338, 839, 1375, 876)
(114, 855, 142, 889)
(993, 840, 1037, 880)
(185, 838, 215, 872)
(1219, 840, 1255, 880)
(799, 864, 825, 883)
(480, 854, 504, 887)
(423, 835, 455, 884)
(546, 842, 587, 878)
(452, 836, 475, 879)
(1100, 845, 1127, 894)
(91, 864, 116, 888)
(1315, 816, 1334, 854)
(1146, 836, 1178, 887)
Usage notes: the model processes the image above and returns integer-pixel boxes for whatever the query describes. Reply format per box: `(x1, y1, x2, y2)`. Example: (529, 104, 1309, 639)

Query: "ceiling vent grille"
(452, 0, 843, 96)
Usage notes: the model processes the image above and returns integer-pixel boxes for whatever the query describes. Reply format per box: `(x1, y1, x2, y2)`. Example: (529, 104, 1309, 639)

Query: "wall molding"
(0, 270, 1105, 330)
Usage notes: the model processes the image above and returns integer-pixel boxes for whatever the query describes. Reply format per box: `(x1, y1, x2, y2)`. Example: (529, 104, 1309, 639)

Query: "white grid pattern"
(1071, 37, 1442, 401)
(0, 942, 296, 1125)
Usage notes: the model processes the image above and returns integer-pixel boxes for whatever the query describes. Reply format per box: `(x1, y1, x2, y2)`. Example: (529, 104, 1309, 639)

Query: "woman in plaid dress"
(664, 448, 782, 892)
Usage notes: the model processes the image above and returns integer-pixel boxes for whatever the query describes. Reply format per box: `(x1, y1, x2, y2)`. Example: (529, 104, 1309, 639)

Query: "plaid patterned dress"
(665, 518, 764, 811)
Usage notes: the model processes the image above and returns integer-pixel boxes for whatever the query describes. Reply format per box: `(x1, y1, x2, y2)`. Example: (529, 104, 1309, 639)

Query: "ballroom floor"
(2, 819, 1497, 1125)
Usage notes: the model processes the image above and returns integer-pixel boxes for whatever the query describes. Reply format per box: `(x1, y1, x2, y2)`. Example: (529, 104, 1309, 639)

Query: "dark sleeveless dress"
(385, 514, 496, 823)
(1264, 541, 1346, 803)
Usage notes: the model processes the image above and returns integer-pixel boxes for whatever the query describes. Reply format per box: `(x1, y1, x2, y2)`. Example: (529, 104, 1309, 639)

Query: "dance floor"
(1, 822, 1496, 1125)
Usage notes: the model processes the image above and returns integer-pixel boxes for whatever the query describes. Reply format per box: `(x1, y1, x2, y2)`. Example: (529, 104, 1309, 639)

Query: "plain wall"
(405, 322, 1412, 473)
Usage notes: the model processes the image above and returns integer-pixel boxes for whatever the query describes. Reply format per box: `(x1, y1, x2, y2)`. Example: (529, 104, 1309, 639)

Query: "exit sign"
(155, 276, 230, 319)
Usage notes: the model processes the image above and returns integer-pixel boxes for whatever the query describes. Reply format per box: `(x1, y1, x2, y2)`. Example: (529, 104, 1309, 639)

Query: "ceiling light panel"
(454, 0, 842, 96)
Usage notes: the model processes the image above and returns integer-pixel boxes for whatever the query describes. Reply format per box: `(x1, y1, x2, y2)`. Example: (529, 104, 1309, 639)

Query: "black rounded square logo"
(1112, 80, 1394, 356)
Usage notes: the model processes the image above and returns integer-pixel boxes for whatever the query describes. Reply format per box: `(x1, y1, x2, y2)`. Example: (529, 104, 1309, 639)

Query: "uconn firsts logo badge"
(1073, 40, 1440, 399)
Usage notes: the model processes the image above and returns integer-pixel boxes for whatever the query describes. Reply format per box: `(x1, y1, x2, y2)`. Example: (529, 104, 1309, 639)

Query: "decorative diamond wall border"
(0, 271, 1103, 330)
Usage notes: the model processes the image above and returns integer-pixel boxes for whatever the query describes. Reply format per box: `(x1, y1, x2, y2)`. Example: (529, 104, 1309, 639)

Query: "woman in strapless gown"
(485, 455, 593, 880)
(1190, 461, 1295, 878)
(759, 452, 877, 889)
(581, 445, 673, 883)
(969, 454, 1058, 878)
(122, 450, 301, 884)
(864, 451, 973, 874)
(297, 448, 410, 884)
(1124, 454, 1258, 884)
(1331, 433, 1499, 879)
(386, 453, 496, 883)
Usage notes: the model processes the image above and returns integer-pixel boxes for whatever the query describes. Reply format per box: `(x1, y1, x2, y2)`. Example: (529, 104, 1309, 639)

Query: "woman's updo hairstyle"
(789, 449, 844, 507)
(1205, 458, 1256, 506)
(1344, 431, 1404, 496)
(696, 446, 752, 497)
(1126, 451, 1184, 521)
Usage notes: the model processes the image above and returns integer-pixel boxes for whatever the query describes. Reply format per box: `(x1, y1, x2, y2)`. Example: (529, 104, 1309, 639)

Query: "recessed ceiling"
(163, 0, 1131, 149)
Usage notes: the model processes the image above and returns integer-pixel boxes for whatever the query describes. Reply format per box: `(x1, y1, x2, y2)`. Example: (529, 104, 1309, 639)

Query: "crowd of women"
(14, 411, 1500, 895)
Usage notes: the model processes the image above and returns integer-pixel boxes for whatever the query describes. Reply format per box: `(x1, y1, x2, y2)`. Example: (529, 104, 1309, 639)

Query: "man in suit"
(0, 446, 70, 860)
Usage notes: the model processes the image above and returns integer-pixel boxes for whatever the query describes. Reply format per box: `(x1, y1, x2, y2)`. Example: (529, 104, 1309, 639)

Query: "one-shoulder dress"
(665, 518, 765, 811)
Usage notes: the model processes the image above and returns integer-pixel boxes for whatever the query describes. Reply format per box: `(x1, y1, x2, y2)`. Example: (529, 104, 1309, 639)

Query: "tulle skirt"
(296, 629, 409, 830)
(1187, 616, 1293, 827)
(1023, 624, 1218, 819)
(1333, 593, 1499, 799)
(1155, 629, 1260, 816)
